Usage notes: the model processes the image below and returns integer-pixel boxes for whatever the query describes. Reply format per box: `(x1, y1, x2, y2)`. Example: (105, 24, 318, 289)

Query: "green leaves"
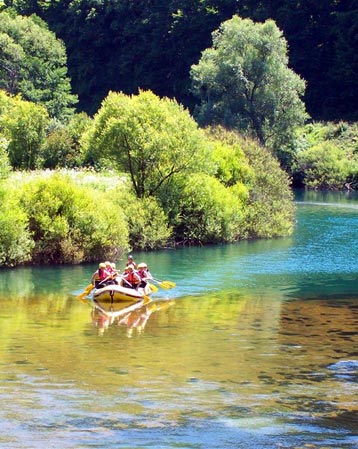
(0, 91, 49, 169)
(191, 15, 308, 150)
(17, 173, 129, 264)
(84, 90, 210, 198)
(0, 185, 33, 267)
(0, 10, 77, 119)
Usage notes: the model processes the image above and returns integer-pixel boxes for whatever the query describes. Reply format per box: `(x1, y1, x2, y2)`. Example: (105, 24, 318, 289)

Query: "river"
(0, 190, 357, 449)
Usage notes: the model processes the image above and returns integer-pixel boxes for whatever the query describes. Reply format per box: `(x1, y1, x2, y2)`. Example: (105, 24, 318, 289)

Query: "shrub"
(0, 92, 49, 169)
(294, 142, 350, 190)
(175, 173, 245, 244)
(0, 135, 10, 180)
(113, 188, 171, 250)
(205, 127, 295, 238)
(0, 184, 34, 267)
(17, 173, 129, 264)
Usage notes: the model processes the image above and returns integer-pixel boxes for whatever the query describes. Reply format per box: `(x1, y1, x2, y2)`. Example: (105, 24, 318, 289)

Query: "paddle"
(152, 278, 176, 290)
(77, 272, 117, 302)
(77, 283, 94, 302)
(149, 283, 158, 293)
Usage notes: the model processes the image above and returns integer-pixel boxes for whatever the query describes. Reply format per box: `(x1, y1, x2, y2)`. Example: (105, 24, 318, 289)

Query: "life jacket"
(126, 271, 140, 285)
(138, 269, 147, 279)
(99, 268, 110, 281)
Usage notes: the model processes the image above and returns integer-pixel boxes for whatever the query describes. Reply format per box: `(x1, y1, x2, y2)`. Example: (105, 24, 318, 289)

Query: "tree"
(190, 15, 308, 150)
(294, 142, 350, 190)
(41, 112, 92, 168)
(83, 90, 211, 198)
(0, 91, 49, 169)
(0, 10, 77, 119)
(175, 173, 245, 244)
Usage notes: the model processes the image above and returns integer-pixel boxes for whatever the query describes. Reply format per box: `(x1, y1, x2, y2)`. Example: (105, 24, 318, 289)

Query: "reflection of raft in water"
(91, 298, 175, 335)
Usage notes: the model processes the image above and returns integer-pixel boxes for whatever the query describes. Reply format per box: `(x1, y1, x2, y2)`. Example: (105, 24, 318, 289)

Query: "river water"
(0, 190, 357, 449)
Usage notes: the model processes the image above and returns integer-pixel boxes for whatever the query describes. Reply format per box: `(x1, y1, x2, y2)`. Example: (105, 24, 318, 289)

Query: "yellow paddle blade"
(149, 283, 159, 293)
(76, 284, 94, 302)
(159, 280, 176, 289)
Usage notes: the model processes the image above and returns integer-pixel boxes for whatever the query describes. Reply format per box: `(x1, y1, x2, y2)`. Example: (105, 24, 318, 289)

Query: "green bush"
(241, 137, 295, 238)
(0, 135, 10, 180)
(0, 184, 34, 267)
(175, 173, 245, 244)
(205, 127, 295, 238)
(113, 188, 171, 250)
(284, 121, 358, 188)
(41, 125, 74, 168)
(17, 173, 129, 264)
(0, 92, 49, 169)
(294, 142, 350, 190)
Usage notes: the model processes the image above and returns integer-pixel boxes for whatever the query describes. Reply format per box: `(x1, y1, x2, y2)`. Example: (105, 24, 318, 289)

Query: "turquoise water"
(0, 190, 357, 449)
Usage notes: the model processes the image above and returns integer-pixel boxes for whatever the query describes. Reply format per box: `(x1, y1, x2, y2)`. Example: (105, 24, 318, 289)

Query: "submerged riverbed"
(0, 190, 357, 449)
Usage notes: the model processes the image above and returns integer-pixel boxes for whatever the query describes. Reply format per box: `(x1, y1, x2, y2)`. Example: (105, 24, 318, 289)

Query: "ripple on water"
(327, 360, 358, 382)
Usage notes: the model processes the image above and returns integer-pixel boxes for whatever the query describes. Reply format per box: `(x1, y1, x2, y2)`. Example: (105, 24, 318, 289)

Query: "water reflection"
(91, 299, 175, 337)
(1, 190, 358, 448)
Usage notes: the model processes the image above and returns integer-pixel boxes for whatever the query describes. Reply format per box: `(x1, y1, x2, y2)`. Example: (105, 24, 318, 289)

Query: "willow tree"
(83, 90, 210, 199)
(190, 15, 308, 151)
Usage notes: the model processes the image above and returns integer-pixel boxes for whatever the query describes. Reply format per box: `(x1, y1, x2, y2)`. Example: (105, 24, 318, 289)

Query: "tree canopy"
(83, 90, 210, 198)
(0, 9, 77, 119)
(190, 16, 308, 150)
(4, 0, 356, 121)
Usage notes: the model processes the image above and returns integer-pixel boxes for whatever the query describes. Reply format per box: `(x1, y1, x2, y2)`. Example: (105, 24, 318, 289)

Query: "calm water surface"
(0, 190, 358, 449)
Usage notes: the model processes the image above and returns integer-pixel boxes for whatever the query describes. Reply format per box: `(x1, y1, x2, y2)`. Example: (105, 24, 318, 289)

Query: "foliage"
(17, 173, 129, 264)
(83, 90, 210, 198)
(42, 113, 92, 168)
(0, 90, 49, 169)
(4, 1, 358, 122)
(191, 15, 308, 151)
(16, 0, 236, 115)
(294, 142, 351, 190)
(0, 9, 77, 119)
(0, 134, 10, 179)
(208, 130, 253, 187)
(175, 173, 246, 244)
(114, 188, 172, 250)
(0, 183, 34, 266)
(208, 126, 295, 238)
(287, 122, 358, 189)
(41, 123, 73, 169)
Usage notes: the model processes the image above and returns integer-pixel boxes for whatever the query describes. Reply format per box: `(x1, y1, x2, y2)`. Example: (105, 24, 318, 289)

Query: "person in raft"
(125, 255, 137, 269)
(104, 261, 120, 284)
(137, 262, 153, 289)
(91, 262, 112, 288)
(121, 264, 141, 289)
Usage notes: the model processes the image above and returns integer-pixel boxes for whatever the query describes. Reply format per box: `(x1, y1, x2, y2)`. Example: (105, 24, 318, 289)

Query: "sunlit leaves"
(17, 173, 129, 264)
(0, 10, 77, 119)
(84, 90, 210, 198)
(0, 91, 49, 169)
(177, 173, 245, 244)
(191, 15, 308, 150)
(0, 185, 33, 267)
(294, 142, 350, 190)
